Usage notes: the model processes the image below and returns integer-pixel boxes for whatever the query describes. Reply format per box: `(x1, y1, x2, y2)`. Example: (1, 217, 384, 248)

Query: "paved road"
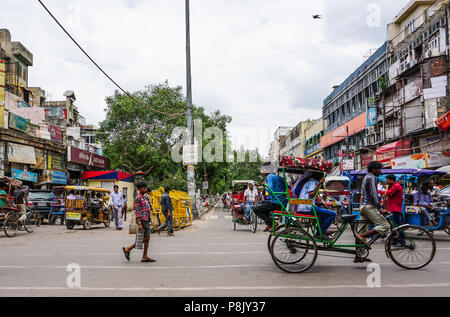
(1, 204, 450, 296)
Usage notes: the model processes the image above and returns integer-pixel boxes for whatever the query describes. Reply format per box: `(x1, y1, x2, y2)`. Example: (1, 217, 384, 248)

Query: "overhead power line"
(37, 0, 186, 119)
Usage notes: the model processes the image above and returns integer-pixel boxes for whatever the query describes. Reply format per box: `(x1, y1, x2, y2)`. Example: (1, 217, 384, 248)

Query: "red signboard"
(376, 140, 411, 164)
(49, 124, 63, 143)
(68, 146, 110, 169)
(321, 112, 367, 149)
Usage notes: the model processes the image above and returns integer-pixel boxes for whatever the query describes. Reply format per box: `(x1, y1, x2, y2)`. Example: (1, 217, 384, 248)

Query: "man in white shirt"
(110, 185, 124, 230)
(243, 182, 258, 222)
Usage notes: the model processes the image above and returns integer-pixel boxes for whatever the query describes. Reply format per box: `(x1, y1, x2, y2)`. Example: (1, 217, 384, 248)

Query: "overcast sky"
(2, 0, 410, 158)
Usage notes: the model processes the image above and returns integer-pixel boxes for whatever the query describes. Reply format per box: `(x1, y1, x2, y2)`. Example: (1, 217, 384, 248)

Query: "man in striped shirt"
(122, 182, 156, 263)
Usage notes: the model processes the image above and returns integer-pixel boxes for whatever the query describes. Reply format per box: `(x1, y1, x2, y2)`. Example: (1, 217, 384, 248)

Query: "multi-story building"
(269, 126, 293, 167)
(280, 120, 318, 158)
(303, 118, 324, 160)
(369, 0, 450, 169)
(321, 42, 388, 168)
(0, 29, 110, 187)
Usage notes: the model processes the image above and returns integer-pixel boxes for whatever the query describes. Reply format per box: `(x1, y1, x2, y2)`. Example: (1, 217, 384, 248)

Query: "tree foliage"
(98, 81, 249, 194)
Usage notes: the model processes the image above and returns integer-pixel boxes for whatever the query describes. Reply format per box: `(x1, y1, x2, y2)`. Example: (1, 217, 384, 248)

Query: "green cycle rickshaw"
(266, 155, 436, 273)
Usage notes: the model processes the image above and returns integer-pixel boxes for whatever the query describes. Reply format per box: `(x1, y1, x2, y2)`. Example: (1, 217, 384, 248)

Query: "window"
(405, 19, 415, 36)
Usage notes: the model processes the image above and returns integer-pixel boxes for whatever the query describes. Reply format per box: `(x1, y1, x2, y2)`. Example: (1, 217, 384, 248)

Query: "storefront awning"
(82, 171, 134, 183)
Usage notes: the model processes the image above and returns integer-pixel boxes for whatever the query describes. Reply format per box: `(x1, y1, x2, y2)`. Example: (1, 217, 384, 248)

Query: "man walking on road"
(111, 185, 124, 230)
(14, 186, 29, 223)
(158, 187, 175, 236)
(122, 182, 156, 263)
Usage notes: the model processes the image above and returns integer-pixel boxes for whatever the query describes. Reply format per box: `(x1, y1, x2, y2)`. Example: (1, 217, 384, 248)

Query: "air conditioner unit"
(366, 126, 375, 135)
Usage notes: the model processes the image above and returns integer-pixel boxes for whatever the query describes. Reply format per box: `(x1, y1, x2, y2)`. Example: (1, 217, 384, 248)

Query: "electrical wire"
(37, 0, 186, 119)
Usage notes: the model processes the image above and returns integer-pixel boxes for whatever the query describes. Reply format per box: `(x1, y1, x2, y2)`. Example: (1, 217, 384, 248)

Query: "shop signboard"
(321, 112, 367, 149)
(9, 113, 27, 133)
(8, 143, 36, 165)
(67, 146, 110, 169)
(391, 154, 427, 170)
(11, 168, 38, 183)
(342, 159, 354, 171)
(31, 148, 46, 170)
(305, 144, 321, 157)
(426, 151, 450, 168)
(48, 154, 65, 171)
(361, 153, 376, 168)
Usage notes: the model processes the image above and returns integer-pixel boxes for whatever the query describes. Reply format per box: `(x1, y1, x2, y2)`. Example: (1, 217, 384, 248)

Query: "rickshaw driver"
(252, 164, 285, 232)
(356, 161, 390, 260)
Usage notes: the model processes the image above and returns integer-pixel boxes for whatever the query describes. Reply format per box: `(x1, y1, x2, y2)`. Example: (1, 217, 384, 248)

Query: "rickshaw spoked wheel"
(83, 218, 92, 230)
(443, 216, 450, 235)
(386, 225, 436, 270)
(270, 226, 318, 273)
(24, 213, 38, 233)
(4, 212, 19, 237)
(104, 213, 111, 227)
(267, 224, 286, 251)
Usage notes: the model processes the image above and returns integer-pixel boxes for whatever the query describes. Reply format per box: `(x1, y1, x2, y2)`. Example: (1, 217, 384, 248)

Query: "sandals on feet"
(122, 247, 130, 261)
(141, 258, 156, 263)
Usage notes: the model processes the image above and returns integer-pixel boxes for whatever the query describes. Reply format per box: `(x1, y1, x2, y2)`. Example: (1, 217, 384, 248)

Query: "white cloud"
(1, 0, 410, 157)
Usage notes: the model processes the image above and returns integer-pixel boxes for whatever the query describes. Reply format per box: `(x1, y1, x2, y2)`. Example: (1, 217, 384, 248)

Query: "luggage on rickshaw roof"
(279, 155, 333, 174)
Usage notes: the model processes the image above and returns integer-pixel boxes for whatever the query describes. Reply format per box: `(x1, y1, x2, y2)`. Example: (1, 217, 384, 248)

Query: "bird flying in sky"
(312, 15, 322, 19)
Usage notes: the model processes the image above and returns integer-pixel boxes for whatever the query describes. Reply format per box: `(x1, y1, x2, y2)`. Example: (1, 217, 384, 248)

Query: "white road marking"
(2, 283, 450, 292)
(224, 216, 232, 219)
(210, 215, 218, 219)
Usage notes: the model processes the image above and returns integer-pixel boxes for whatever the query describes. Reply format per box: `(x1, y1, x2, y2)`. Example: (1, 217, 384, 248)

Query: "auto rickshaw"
(61, 186, 112, 230)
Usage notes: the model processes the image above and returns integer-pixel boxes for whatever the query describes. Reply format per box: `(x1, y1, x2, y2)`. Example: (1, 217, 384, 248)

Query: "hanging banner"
(8, 143, 36, 164)
(11, 168, 38, 183)
(49, 124, 63, 143)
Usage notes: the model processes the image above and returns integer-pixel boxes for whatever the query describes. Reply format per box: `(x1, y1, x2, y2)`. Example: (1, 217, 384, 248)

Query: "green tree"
(98, 81, 233, 193)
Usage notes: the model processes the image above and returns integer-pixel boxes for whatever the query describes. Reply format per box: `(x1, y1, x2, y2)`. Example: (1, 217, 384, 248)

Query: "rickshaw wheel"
(83, 219, 92, 230)
(267, 224, 286, 251)
(232, 218, 236, 231)
(270, 226, 318, 273)
(4, 212, 18, 237)
(66, 221, 75, 230)
(386, 225, 436, 270)
(24, 213, 38, 233)
(48, 214, 56, 225)
(104, 214, 111, 227)
(356, 247, 369, 260)
(443, 216, 450, 235)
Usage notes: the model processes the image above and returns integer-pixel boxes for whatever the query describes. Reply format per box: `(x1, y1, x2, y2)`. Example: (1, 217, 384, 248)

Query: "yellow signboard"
(290, 199, 313, 206)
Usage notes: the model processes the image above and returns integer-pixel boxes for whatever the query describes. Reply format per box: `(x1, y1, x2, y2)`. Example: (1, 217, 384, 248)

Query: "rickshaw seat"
(341, 214, 358, 224)
(273, 210, 316, 219)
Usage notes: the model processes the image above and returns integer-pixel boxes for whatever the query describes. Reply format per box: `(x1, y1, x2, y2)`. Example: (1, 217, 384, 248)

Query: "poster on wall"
(31, 148, 46, 170)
